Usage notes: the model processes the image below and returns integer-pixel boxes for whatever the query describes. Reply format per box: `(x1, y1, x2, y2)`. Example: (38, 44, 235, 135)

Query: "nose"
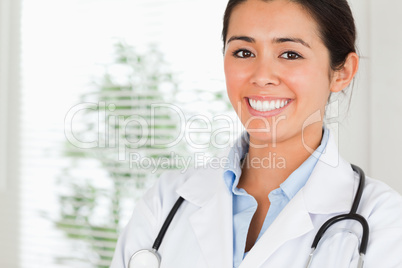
(251, 57, 280, 88)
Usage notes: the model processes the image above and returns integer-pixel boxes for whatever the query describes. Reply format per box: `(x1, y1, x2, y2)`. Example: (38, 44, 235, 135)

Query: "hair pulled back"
(222, 0, 357, 70)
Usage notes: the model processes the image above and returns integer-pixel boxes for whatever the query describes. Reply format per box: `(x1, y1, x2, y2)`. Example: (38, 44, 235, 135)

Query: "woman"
(111, 0, 402, 267)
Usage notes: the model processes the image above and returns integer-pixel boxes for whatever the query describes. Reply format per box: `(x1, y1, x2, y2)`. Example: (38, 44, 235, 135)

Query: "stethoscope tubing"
(152, 196, 185, 251)
(311, 213, 369, 254)
(128, 197, 184, 268)
(350, 164, 365, 214)
(306, 164, 369, 268)
(310, 164, 369, 255)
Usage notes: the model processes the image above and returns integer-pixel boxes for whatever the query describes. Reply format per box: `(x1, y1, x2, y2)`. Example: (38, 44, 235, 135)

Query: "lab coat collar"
(176, 166, 233, 268)
(176, 166, 227, 207)
(176, 131, 356, 214)
(302, 131, 357, 214)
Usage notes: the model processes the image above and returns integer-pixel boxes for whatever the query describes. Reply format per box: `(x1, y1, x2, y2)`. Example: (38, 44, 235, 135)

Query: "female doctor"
(111, 0, 402, 267)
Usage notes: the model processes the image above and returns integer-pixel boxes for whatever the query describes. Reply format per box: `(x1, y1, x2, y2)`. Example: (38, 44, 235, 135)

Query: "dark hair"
(222, 0, 357, 71)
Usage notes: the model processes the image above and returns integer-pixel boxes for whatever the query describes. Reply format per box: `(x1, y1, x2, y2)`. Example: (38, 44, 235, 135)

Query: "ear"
(330, 52, 359, 93)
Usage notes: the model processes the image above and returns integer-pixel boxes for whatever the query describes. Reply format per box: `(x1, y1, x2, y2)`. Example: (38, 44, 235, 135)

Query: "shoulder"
(141, 168, 196, 218)
(142, 164, 225, 218)
(360, 177, 402, 266)
(361, 176, 402, 228)
(145, 165, 221, 199)
(363, 176, 402, 203)
(144, 168, 197, 200)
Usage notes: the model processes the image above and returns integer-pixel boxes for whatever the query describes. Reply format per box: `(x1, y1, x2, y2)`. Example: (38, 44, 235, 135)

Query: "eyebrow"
(226, 35, 256, 44)
(273, 37, 311, 48)
(226, 35, 311, 48)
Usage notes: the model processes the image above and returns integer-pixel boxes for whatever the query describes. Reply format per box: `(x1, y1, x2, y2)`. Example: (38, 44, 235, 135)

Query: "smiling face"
(224, 0, 338, 146)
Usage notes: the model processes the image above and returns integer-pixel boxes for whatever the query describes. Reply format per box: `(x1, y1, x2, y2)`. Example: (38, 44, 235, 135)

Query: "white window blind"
(0, 0, 21, 267)
(16, 0, 236, 267)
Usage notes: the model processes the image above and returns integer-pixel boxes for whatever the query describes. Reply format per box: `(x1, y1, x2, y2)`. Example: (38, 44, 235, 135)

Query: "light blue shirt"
(223, 128, 330, 268)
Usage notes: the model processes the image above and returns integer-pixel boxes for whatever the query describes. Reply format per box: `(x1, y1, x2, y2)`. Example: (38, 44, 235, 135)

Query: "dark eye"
(281, 51, 302, 60)
(233, 49, 255, 58)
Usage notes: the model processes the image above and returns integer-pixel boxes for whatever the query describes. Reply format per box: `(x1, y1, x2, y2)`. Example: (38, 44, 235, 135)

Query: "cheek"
(282, 67, 311, 97)
(284, 63, 331, 106)
(224, 59, 247, 103)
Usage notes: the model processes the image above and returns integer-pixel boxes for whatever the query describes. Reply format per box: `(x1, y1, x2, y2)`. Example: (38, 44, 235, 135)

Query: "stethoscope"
(305, 164, 369, 268)
(128, 164, 369, 268)
(128, 196, 184, 268)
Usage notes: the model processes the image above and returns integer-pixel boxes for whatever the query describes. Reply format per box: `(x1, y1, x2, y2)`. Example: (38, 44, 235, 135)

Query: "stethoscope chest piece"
(128, 249, 161, 268)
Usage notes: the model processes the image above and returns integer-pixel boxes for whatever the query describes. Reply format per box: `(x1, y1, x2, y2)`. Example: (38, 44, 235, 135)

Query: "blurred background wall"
(340, 0, 402, 193)
(0, 0, 401, 267)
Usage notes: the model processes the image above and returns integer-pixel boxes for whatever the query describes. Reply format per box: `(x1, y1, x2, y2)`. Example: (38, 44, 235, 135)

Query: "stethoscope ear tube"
(152, 196, 185, 250)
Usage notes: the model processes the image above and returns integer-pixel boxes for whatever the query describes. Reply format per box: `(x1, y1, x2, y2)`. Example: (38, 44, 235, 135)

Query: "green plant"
(55, 42, 189, 267)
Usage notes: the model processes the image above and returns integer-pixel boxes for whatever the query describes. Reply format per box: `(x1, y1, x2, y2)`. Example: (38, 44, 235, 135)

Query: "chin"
(246, 129, 282, 148)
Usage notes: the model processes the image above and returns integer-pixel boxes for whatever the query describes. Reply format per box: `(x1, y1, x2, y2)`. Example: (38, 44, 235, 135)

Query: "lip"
(245, 96, 293, 117)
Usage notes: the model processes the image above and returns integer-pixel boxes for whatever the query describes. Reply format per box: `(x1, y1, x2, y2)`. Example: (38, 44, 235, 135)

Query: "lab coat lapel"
(239, 191, 313, 267)
(176, 167, 233, 268)
(240, 132, 357, 267)
(303, 131, 356, 214)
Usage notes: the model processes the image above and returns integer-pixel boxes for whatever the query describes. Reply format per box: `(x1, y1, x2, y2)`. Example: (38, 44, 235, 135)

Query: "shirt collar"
(280, 127, 329, 200)
(223, 131, 249, 192)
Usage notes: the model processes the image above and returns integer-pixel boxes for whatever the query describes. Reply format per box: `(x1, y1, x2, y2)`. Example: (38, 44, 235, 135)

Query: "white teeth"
(269, 101, 275, 110)
(275, 100, 280, 109)
(257, 100, 262, 111)
(248, 98, 289, 112)
(263, 101, 269, 111)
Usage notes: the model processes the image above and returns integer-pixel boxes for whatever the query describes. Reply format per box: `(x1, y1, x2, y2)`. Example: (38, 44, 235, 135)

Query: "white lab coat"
(111, 132, 402, 268)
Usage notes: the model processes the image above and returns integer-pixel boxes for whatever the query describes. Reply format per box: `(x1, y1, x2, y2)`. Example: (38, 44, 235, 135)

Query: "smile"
(248, 98, 290, 112)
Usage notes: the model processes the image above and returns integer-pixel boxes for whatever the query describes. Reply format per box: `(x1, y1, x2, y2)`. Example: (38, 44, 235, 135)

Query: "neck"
(238, 124, 323, 195)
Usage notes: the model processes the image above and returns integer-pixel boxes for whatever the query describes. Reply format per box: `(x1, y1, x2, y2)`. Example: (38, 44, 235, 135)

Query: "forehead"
(227, 0, 321, 44)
